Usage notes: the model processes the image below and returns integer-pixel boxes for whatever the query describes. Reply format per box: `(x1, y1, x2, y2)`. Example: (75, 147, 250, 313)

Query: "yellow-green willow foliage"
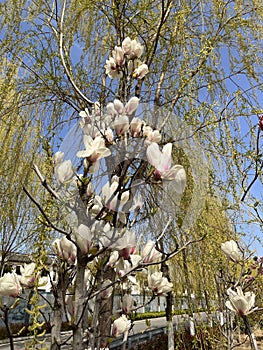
(0, 61, 43, 269)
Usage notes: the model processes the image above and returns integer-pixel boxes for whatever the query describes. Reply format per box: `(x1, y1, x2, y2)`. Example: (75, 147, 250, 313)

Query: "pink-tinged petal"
(122, 37, 132, 55)
(114, 99, 124, 114)
(133, 64, 149, 79)
(164, 165, 186, 191)
(146, 142, 161, 168)
(125, 97, 140, 115)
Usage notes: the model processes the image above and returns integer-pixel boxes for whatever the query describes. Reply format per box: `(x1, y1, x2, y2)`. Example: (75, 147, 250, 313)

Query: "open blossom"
(112, 315, 131, 339)
(143, 126, 162, 144)
(52, 236, 77, 265)
(142, 241, 162, 263)
(20, 262, 36, 288)
(226, 287, 258, 316)
(221, 240, 242, 262)
(0, 273, 22, 297)
(101, 176, 129, 212)
(148, 272, 173, 295)
(105, 57, 123, 79)
(146, 142, 186, 192)
(111, 230, 135, 260)
(77, 135, 111, 161)
(122, 37, 144, 59)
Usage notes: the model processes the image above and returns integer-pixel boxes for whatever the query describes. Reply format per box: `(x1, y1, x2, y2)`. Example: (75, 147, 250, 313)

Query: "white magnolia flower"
(20, 262, 36, 288)
(148, 271, 173, 295)
(113, 115, 129, 136)
(130, 117, 143, 137)
(112, 46, 125, 66)
(122, 37, 144, 59)
(52, 237, 77, 265)
(143, 126, 162, 144)
(100, 279, 113, 299)
(111, 230, 135, 260)
(101, 177, 129, 212)
(77, 135, 111, 173)
(221, 240, 242, 262)
(142, 241, 162, 263)
(226, 286, 257, 316)
(53, 151, 64, 165)
(133, 63, 149, 79)
(147, 142, 186, 191)
(54, 159, 74, 183)
(73, 224, 94, 254)
(0, 273, 22, 297)
(112, 315, 131, 339)
(120, 294, 135, 314)
(125, 97, 140, 115)
(114, 99, 125, 114)
(105, 57, 123, 79)
(107, 250, 119, 267)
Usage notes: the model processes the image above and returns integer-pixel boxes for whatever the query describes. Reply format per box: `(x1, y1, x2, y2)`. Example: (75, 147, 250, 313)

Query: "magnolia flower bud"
(53, 151, 64, 165)
(121, 294, 135, 314)
(73, 224, 93, 255)
(112, 315, 131, 338)
(54, 159, 74, 183)
(100, 279, 113, 299)
(0, 273, 22, 297)
(142, 241, 162, 263)
(125, 97, 140, 115)
(133, 63, 149, 79)
(221, 240, 242, 262)
(112, 46, 125, 66)
(52, 237, 77, 265)
(107, 250, 119, 267)
(122, 37, 132, 55)
(114, 99, 124, 114)
(130, 117, 143, 137)
(20, 262, 36, 288)
(113, 115, 129, 136)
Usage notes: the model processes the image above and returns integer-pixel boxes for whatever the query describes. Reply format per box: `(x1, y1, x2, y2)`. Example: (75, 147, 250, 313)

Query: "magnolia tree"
(0, 37, 191, 350)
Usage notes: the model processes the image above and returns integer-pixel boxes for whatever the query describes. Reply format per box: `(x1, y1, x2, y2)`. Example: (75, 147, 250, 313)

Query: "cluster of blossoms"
(105, 37, 149, 79)
(54, 96, 186, 192)
(0, 263, 46, 298)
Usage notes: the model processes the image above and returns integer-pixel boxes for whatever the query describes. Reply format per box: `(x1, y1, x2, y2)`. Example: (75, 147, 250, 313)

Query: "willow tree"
(0, 60, 47, 274)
